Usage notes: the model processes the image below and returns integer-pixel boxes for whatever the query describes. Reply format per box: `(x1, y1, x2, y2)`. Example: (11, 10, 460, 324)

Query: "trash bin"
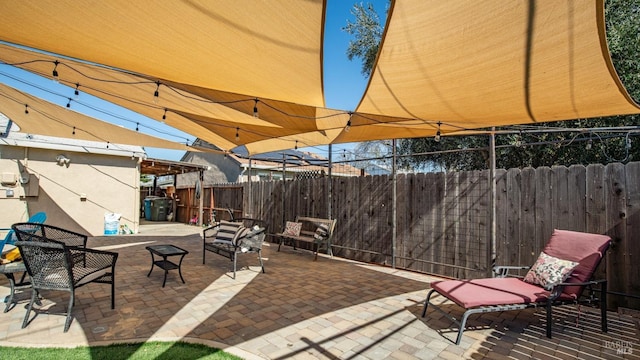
(144, 196, 160, 221)
(104, 213, 121, 235)
(148, 197, 170, 221)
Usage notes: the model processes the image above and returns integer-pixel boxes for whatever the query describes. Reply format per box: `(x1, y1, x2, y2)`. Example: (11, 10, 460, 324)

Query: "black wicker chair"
(11, 222, 87, 249)
(15, 238, 117, 332)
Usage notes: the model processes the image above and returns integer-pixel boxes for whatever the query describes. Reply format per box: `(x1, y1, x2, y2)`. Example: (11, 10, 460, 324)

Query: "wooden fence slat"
(204, 161, 640, 311)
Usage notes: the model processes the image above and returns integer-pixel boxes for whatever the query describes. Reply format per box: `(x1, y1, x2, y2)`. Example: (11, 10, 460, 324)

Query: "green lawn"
(0, 341, 243, 360)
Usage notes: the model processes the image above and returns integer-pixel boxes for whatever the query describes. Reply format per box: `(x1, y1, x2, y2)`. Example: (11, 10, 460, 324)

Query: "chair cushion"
(313, 223, 329, 241)
(543, 229, 610, 296)
(214, 220, 243, 245)
(282, 221, 302, 236)
(430, 278, 573, 309)
(524, 252, 579, 290)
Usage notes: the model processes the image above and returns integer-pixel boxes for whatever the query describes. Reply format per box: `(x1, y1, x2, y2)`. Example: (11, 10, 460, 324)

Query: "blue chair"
(0, 212, 47, 251)
(0, 212, 46, 312)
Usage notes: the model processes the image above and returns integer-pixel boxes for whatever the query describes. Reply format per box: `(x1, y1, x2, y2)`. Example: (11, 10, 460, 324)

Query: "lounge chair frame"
(421, 229, 611, 345)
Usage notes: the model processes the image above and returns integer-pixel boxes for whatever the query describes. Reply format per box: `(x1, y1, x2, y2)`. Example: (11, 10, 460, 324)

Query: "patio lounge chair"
(15, 240, 118, 332)
(202, 219, 266, 279)
(421, 229, 611, 345)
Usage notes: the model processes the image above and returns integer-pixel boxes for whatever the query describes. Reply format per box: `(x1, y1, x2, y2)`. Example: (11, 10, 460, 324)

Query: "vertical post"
(328, 144, 333, 220)
(392, 139, 397, 269)
(489, 128, 497, 277)
(282, 153, 286, 228)
(248, 157, 252, 218)
(198, 170, 204, 227)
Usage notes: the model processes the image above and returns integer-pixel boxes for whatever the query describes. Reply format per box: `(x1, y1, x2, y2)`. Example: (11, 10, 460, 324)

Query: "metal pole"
(282, 153, 286, 228)
(328, 144, 332, 220)
(489, 128, 497, 277)
(248, 157, 252, 218)
(392, 139, 397, 269)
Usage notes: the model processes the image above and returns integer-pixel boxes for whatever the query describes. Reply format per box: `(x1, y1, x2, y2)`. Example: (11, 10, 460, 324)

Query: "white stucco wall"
(0, 144, 140, 236)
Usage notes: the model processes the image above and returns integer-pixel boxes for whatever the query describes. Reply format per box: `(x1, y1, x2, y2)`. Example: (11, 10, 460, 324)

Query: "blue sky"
(0, 1, 388, 161)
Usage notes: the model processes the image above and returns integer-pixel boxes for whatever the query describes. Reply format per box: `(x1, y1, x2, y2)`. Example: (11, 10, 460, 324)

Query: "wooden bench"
(202, 218, 267, 279)
(273, 216, 337, 260)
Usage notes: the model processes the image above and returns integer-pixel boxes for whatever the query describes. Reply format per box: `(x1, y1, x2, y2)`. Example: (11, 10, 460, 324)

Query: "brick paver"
(0, 224, 638, 359)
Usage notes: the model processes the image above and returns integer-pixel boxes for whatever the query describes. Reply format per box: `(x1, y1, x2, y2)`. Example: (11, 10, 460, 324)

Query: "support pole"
(392, 139, 397, 269)
(489, 128, 497, 277)
(248, 157, 252, 217)
(328, 144, 333, 220)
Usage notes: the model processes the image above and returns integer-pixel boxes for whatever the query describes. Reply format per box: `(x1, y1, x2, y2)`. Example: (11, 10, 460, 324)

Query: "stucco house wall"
(0, 135, 143, 236)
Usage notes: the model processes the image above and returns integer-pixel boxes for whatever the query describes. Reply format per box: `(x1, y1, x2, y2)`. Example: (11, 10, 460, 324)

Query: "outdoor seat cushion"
(542, 229, 610, 297)
(430, 278, 575, 309)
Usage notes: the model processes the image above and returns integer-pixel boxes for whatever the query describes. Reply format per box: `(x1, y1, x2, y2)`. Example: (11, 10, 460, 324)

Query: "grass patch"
(0, 341, 243, 360)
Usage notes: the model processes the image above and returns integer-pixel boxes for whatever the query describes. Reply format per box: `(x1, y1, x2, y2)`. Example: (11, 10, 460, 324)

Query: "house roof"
(141, 158, 208, 177)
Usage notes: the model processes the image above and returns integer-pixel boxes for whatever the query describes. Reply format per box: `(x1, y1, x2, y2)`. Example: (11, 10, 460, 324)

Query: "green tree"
(345, 0, 640, 171)
(343, 2, 385, 78)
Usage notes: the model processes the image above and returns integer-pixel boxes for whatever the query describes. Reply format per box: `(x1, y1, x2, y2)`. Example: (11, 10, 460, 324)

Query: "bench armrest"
(493, 265, 530, 278)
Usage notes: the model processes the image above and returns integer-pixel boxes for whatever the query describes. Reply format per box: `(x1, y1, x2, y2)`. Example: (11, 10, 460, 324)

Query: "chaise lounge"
(422, 229, 611, 345)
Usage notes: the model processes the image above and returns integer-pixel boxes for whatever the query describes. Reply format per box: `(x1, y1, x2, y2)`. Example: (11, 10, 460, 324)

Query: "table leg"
(177, 254, 186, 284)
(147, 252, 155, 277)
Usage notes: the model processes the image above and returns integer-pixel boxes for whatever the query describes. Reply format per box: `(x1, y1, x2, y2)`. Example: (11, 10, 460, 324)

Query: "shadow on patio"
(1, 232, 638, 359)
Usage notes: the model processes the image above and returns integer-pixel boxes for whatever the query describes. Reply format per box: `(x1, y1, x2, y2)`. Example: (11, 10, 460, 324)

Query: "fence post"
(328, 144, 332, 220)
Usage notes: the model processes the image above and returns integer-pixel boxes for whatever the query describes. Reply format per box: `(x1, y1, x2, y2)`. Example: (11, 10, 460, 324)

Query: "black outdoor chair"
(15, 239, 118, 332)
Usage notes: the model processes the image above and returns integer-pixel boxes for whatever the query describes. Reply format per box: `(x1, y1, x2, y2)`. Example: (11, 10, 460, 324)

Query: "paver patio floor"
(0, 225, 638, 359)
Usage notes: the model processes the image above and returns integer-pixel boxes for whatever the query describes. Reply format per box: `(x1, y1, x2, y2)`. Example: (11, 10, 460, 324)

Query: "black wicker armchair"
(14, 235, 117, 332)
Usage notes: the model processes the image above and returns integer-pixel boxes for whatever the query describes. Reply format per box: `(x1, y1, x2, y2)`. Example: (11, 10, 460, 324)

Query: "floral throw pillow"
(282, 221, 302, 236)
(524, 252, 579, 290)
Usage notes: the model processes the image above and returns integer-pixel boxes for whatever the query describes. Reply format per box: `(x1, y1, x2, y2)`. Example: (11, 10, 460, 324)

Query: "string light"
(74, 83, 80, 99)
(235, 127, 240, 141)
(162, 108, 167, 121)
(295, 140, 298, 150)
(52, 60, 59, 82)
(586, 138, 592, 150)
(345, 112, 352, 132)
(66, 98, 71, 108)
(153, 81, 160, 104)
(135, 122, 139, 131)
(24, 104, 29, 114)
(253, 98, 259, 118)
(106, 141, 110, 149)
(72, 126, 75, 135)
(434, 122, 442, 142)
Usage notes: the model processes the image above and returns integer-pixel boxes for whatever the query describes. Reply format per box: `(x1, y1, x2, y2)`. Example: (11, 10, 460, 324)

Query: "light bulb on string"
(66, 98, 72, 109)
(72, 126, 76, 135)
(162, 108, 167, 122)
(235, 127, 240, 141)
(434, 122, 442, 142)
(345, 112, 352, 132)
(24, 104, 29, 114)
(135, 122, 139, 131)
(74, 83, 80, 99)
(106, 142, 110, 149)
(153, 81, 160, 104)
(52, 60, 59, 83)
(586, 138, 593, 150)
(295, 140, 298, 150)
(253, 98, 259, 118)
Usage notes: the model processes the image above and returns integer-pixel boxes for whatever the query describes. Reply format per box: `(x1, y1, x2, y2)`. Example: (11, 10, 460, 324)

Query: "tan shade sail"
(0, 44, 347, 155)
(0, 0, 325, 107)
(351, 0, 640, 140)
(0, 82, 193, 151)
(0, 0, 639, 155)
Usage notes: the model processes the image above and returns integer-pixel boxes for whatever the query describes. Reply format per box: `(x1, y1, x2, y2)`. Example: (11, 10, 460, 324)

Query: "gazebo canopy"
(0, 0, 637, 155)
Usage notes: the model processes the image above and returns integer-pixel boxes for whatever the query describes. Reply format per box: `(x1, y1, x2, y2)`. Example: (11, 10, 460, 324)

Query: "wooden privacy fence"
(220, 162, 640, 310)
